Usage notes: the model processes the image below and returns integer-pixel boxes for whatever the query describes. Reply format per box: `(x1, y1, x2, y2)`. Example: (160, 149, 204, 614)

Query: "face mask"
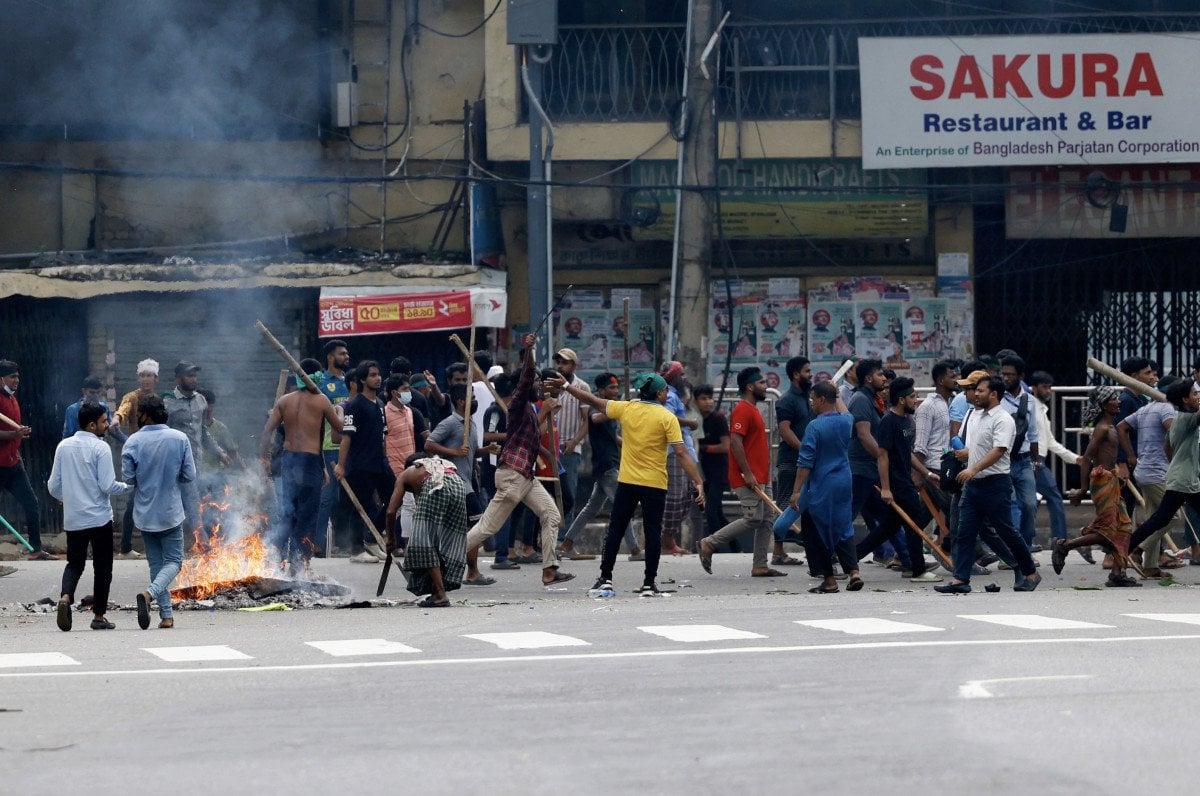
(2, 385, 13, 395)
(399, 391, 412, 405)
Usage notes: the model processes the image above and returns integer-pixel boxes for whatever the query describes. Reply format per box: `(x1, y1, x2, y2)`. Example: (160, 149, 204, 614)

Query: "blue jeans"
(275, 451, 325, 572)
(1034, 463, 1067, 541)
(557, 451, 582, 540)
(142, 524, 184, 619)
(314, 450, 341, 554)
(954, 474, 1036, 583)
(1008, 457, 1038, 546)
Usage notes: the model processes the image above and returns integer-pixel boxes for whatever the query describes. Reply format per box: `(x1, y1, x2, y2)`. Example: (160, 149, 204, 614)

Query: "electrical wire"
(416, 0, 502, 39)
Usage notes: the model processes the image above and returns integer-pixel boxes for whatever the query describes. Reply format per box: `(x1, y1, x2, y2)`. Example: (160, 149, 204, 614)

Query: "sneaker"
(636, 582, 662, 596)
(909, 571, 944, 583)
(628, 552, 645, 561)
(56, 596, 72, 631)
(364, 542, 386, 559)
(590, 577, 614, 591)
(349, 551, 379, 564)
(116, 550, 144, 560)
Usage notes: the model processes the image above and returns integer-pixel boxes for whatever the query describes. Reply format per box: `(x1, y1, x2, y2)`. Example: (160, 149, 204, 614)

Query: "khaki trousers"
(466, 465, 561, 568)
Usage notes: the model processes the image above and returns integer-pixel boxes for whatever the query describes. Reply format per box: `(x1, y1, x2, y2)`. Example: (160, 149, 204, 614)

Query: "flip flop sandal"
(1106, 574, 1142, 587)
(463, 576, 496, 586)
(1159, 558, 1186, 569)
(542, 571, 575, 585)
(807, 584, 839, 594)
(752, 568, 788, 577)
(846, 576, 865, 591)
(417, 596, 451, 607)
(1052, 541, 1067, 575)
(771, 555, 804, 566)
(698, 547, 713, 574)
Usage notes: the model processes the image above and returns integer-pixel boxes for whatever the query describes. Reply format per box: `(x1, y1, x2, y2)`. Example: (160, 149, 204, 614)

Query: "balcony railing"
(536, 14, 1200, 124)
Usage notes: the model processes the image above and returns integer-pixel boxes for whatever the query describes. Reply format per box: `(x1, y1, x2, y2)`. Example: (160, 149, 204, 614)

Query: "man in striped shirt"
(464, 334, 575, 586)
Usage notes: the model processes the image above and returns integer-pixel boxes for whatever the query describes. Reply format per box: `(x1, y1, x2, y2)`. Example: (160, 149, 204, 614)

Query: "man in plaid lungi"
(386, 456, 469, 607)
(660, 361, 700, 554)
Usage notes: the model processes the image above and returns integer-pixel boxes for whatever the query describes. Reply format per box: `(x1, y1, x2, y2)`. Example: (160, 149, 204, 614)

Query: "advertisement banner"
(1007, 165, 1200, 238)
(861, 34, 1200, 169)
(318, 288, 506, 337)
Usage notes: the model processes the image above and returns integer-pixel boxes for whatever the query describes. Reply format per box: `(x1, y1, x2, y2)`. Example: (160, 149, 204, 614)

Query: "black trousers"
(1130, 489, 1200, 550)
(344, 469, 396, 551)
(600, 482, 666, 584)
(855, 488, 930, 576)
(61, 521, 114, 613)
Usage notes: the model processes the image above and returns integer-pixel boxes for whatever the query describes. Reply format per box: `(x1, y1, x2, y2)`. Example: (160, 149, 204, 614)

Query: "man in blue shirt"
(122, 394, 195, 630)
(48, 402, 134, 631)
(316, 339, 351, 556)
(62, 375, 124, 442)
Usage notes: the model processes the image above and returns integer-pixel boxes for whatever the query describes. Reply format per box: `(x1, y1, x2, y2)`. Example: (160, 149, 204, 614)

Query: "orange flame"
(175, 489, 280, 599)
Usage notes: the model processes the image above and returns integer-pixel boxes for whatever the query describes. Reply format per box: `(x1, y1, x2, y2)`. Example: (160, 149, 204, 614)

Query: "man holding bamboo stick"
(463, 333, 574, 586)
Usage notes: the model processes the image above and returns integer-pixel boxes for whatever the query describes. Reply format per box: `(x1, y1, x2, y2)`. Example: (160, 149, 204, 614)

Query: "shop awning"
(318, 285, 507, 337)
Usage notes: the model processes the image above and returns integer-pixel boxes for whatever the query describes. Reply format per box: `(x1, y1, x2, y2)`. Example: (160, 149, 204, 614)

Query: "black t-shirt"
(409, 390, 432, 423)
(699, 410, 730, 488)
(342, 394, 387, 474)
(480, 402, 507, 489)
(774, 384, 813, 463)
(588, 411, 621, 474)
(876, 410, 916, 494)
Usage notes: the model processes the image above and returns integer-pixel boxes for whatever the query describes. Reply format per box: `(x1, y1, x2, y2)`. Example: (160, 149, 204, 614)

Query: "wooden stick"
(622, 297, 631, 399)
(256, 320, 319, 394)
(463, 310, 477, 438)
(449, 333, 508, 412)
(918, 485, 951, 540)
(831, 359, 855, 385)
(1086, 357, 1165, 401)
(274, 369, 290, 401)
(876, 487, 954, 571)
(1121, 477, 1147, 508)
(337, 476, 389, 554)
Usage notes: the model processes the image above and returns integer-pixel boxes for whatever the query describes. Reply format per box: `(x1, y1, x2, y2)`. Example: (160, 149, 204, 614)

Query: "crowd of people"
(4, 335, 1200, 626)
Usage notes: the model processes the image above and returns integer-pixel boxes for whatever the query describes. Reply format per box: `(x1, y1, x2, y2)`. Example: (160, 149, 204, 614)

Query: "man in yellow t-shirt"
(549, 371, 704, 594)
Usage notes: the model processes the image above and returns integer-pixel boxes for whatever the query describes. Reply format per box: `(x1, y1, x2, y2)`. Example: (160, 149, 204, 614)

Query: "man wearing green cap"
(548, 369, 705, 594)
(697, 367, 783, 578)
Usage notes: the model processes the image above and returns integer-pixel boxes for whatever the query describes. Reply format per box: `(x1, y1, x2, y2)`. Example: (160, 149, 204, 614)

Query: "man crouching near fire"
(385, 455, 470, 607)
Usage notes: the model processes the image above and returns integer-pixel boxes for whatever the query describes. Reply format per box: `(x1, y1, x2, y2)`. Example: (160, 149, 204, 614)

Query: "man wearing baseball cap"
(163, 361, 228, 542)
(552, 347, 591, 543)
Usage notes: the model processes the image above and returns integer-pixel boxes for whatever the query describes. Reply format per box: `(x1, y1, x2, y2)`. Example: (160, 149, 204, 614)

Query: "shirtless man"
(1060, 386, 1137, 586)
(261, 359, 343, 573)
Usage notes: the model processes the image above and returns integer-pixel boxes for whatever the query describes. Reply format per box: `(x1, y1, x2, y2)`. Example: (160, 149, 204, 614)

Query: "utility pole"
(673, 0, 718, 382)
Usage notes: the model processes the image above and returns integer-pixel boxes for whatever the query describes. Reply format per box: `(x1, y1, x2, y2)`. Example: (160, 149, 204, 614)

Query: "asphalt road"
(3, 551, 1200, 795)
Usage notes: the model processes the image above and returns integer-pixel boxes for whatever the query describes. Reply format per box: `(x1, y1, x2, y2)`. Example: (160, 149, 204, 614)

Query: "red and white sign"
(318, 287, 506, 337)
(1007, 165, 1200, 238)
(860, 34, 1200, 169)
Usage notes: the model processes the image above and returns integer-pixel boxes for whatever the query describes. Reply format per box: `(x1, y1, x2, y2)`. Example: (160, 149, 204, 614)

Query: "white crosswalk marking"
(143, 645, 254, 662)
(305, 639, 421, 657)
(464, 632, 590, 650)
(638, 625, 766, 643)
(0, 652, 79, 668)
(958, 615, 1113, 631)
(1123, 613, 1200, 626)
(795, 618, 944, 635)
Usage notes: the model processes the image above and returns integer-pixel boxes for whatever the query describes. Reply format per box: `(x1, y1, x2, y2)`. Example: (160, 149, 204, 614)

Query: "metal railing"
(537, 14, 1200, 123)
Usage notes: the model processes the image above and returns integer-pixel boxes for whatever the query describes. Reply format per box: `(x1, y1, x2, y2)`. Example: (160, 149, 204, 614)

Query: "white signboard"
(860, 34, 1200, 169)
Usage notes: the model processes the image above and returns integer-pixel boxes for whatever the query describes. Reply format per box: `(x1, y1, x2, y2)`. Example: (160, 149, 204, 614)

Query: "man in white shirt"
(48, 402, 134, 631)
(1029, 372, 1083, 554)
(999, 355, 1040, 549)
(552, 348, 591, 535)
(935, 376, 1041, 594)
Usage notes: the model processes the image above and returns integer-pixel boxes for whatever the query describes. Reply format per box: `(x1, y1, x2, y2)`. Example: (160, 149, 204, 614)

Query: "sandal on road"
(463, 575, 496, 586)
(771, 554, 804, 566)
(751, 568, 788, 578)
(698, 544, 713, 574)
(542, 571, 575, 586)
(808, 584, 839, 594)
(846, 575, 865, 591)
(417, 596, 451, 608)
(1106, 574, 1142, 587)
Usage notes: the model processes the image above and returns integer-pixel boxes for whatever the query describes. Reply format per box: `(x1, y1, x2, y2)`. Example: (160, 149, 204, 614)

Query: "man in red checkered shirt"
(464, 334, 574, 586)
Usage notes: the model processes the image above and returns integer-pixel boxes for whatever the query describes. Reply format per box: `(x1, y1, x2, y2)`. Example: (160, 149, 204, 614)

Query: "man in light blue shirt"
(48, 402, 133, 631)
(121, 394, 195, 630)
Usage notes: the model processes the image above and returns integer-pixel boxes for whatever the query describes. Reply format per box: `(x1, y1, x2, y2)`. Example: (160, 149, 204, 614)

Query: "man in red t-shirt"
(0, 360, 52, 560)
(698, 367, 783, 577)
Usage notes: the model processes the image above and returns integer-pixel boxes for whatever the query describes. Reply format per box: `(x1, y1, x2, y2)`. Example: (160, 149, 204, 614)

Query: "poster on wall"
(758, 299, 807, 360)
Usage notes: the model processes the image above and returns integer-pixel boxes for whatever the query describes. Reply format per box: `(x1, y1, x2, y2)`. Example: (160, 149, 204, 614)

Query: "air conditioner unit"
(335, 81, 358, 128)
